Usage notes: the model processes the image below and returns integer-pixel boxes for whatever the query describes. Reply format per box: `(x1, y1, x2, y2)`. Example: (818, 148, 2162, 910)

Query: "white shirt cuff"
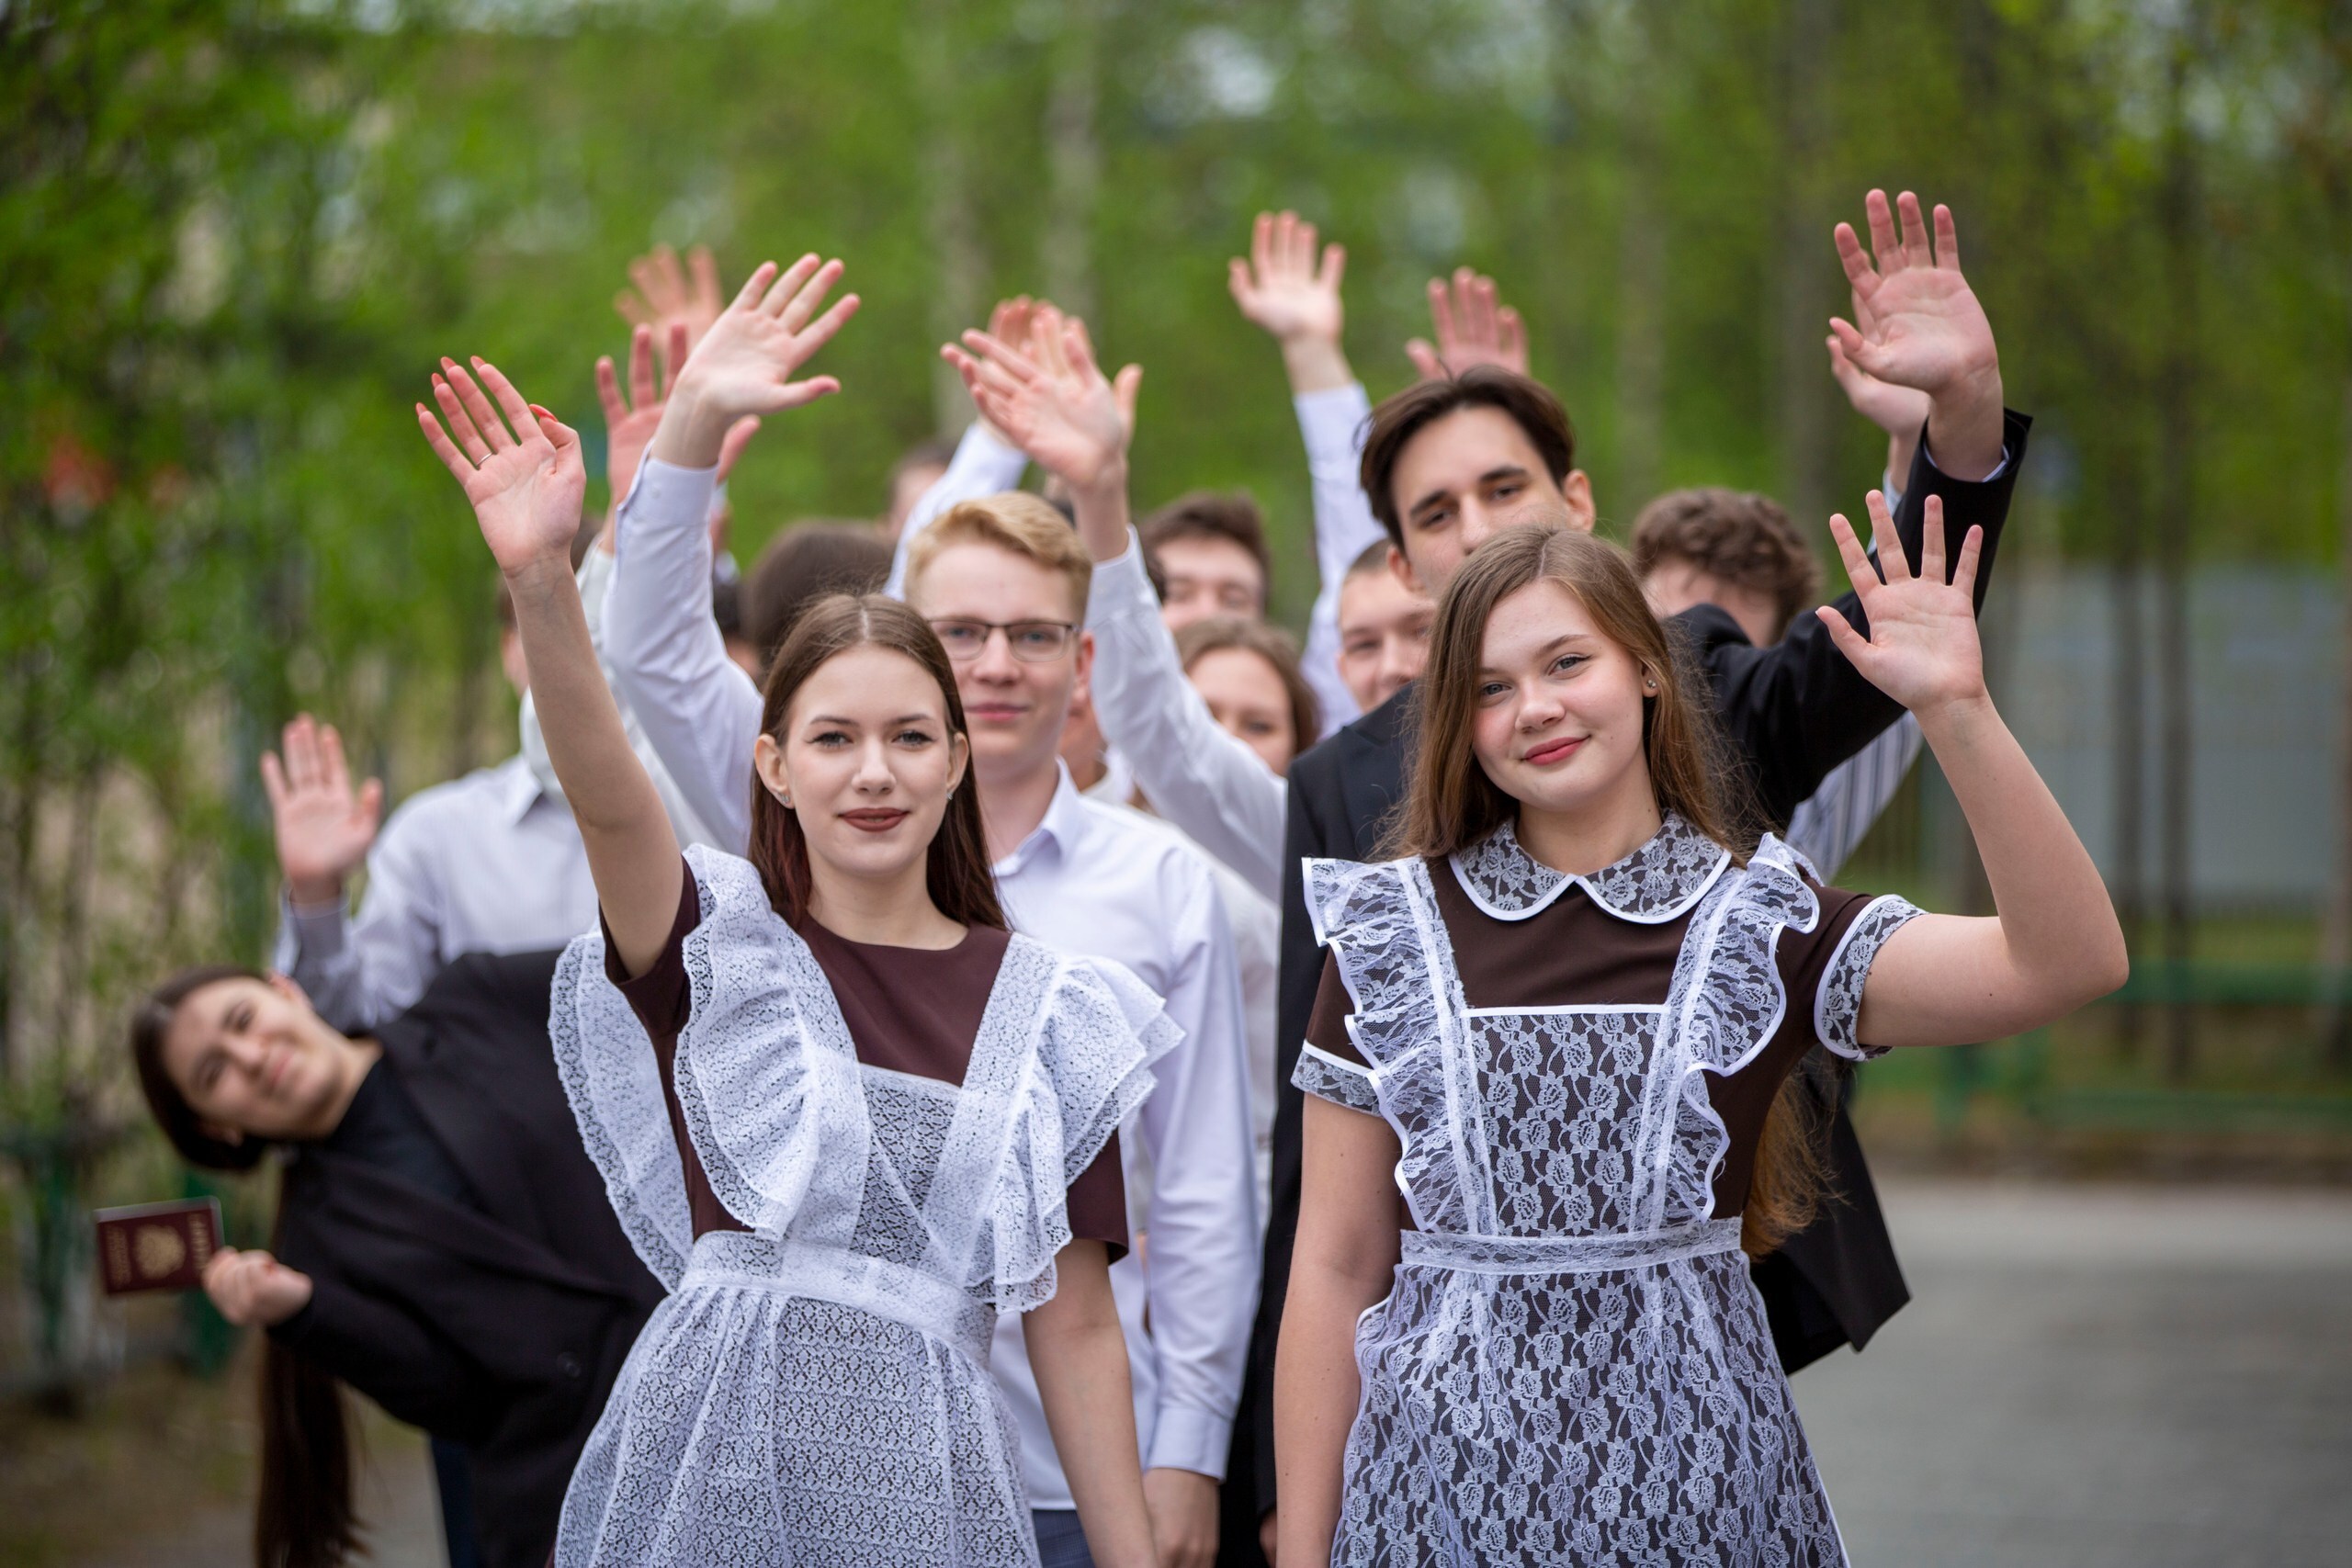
(616, 458, 719, 547)
(1918, 439, 2010, 486)
(279, 891, 347, 960)
(1145, 1404, 1233, 1481)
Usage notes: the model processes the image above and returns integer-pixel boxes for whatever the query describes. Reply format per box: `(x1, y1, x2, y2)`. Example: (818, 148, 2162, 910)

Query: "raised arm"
(601, 255, 859, 852)
(883, 297, 1043, 599)
(415, 356, 680, 974)
(946, 307, 1290, 895)
(1229, 210, 1385, 736)
(1814, 492, 2129, 1046)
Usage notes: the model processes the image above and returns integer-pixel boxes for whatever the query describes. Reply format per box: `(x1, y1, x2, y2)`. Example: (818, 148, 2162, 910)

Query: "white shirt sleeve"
(270, 802, 445, 1033)
(1131, 866, 1261, 1475)
(1294, 383, 1386, 739)
(883, 422, 1031, 601)
(1783, 716, 1924, 881)
(1085, 535, 1289, 901)
(600, 458, 763, 854)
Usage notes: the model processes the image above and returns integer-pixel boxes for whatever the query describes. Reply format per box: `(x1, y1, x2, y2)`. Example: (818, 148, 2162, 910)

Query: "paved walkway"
(1792, 1179, 2352, 1566)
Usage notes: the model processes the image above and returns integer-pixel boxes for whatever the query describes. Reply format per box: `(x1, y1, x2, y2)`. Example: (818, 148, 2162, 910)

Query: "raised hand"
(596, 321, 763, 546)
(1815, 491, 1985, 715)
(615, 243, 726, 380)
(1826, 284, 1934, 438)
(943, 302, 1140, 499)
(597, 321, 690, 506)
(1829, 192, 1998, 402)
(650, 255, 861, 469)
(1406, 267, 1528, 381)
(416, 357, 589, 577)
(202, 1247, 314, 1329)
(260, 714, 381, 906)
(1229, 211, 1346, 348)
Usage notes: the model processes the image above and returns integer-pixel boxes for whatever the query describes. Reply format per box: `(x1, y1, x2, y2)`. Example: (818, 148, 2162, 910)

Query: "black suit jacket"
(270, 950, 662, 1568)
(1229, 412, 2032, 1531)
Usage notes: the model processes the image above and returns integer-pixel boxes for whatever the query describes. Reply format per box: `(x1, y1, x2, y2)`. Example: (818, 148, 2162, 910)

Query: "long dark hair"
(1394, 524, 1824, 1256)
(747, 592, 1006, 932)
(130, 966, 364, 1568)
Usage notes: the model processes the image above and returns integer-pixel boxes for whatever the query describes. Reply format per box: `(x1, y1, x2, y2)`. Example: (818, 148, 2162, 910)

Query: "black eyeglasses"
(927, 618, 1079, 663)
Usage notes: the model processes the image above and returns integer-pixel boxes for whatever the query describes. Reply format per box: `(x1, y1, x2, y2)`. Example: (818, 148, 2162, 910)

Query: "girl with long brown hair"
(416, 282, 1165, 1568)
(1274, 509, 2127, 1564)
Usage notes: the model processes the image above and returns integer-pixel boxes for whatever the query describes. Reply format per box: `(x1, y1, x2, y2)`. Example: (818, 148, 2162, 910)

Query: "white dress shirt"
(600, 457, 1261, 1500)
(273, 755, 599, 1032)
(1086, 533, 1290, 902)
(1785, 716, 1923, 881)
(1294, 382, 1390, 738)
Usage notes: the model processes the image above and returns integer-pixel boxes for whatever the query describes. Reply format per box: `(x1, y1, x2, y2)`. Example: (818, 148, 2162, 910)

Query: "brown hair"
(902, 493, 1091, 621)
(741, 523, 892, 668)
(130, 967, 363, 1567)
(1140, 491, 1272, 595)
(1174, 616, 1322, 764)
(1393, 522, 1822, 1254)
(747, 593, 1006, 933)
(1342, 539, 1394, 584)
(1630, 487, 1823, 642)
(1358, 367, 1577, 548)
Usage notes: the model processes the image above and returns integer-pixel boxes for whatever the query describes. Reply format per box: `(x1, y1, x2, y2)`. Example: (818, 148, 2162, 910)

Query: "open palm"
(416, 357, 586, 574)
(1816, 491, 1985, 714)
(1830, 190, 1996, 398)
(944, 304, 1138, 494)
(260, 714, 380, 897)
(675, 255, 860, 423)
(1227, 210, 1345, 345)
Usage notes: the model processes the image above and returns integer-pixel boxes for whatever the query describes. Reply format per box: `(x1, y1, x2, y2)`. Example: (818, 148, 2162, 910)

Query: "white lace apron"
(548, 846, 1180, 1567)
(1293, 818, 1919, 1567)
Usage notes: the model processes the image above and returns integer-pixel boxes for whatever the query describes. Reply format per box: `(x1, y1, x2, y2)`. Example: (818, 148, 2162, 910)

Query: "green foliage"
(0, 0, 2342, 1145)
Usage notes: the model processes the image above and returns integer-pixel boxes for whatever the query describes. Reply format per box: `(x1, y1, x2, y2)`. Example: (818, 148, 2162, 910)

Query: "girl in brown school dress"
(416, 319, 1163, 1568)
(1274, 509, 2128, 1565)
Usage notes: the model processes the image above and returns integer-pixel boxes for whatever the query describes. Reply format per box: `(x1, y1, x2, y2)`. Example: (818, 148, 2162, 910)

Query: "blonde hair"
(903, 493, 1092, 621)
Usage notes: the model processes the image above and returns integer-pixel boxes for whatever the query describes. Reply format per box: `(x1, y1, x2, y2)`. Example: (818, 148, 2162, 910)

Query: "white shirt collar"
(992, 761, 1088, 878)
(496, 752, 555, 826)
(1448, 813, 1731, 924)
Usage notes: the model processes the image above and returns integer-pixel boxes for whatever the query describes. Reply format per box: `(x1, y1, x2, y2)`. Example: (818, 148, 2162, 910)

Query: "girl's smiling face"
(1470, 579, 1656, 818)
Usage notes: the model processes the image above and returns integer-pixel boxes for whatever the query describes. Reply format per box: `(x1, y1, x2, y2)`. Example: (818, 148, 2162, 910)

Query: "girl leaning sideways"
(1275, 506, 2127, 1565)
(415, 256, 1164, 1568)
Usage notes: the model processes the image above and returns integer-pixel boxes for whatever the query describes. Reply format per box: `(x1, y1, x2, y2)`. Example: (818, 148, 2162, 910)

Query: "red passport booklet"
(95, 1198, 223, 1295)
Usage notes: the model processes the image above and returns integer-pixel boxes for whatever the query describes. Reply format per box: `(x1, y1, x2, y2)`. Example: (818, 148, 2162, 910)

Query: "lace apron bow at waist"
(1400, 1217, 1744, 1275)
(681, 1232, 996, 1368)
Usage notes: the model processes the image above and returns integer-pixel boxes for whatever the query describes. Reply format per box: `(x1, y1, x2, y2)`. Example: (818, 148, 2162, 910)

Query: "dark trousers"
(429, 1436, 483, 1568)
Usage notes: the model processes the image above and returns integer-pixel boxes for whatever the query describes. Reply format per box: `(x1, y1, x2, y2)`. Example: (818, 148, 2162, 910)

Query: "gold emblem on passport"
(94, 1198, 222, 1294)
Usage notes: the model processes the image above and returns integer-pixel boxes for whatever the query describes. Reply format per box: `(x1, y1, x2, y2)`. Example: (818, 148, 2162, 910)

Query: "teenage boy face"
(1156, 536, 1266, 631)
(1337, 569, 1435, 714)
(909, 541, 1091, 787)
(1387, 405, 1597, 595)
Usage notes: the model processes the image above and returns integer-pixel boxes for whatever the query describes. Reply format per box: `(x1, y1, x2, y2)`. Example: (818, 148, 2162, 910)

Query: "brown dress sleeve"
(1063, 1131, 1128, 1265)
(1305, 953, 1363, 1066)
(601, 862, 747, 1237)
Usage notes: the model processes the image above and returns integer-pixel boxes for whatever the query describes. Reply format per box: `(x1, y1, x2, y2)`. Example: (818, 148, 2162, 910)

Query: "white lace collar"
(1447, 813, 1731, 924)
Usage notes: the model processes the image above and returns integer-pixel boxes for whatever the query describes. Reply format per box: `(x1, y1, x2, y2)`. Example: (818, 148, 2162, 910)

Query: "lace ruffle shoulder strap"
(1301, 856, 1442, 1072)
(667, 844, 870, 1242)
(980, 945, 1182, 1314)
(549, 931, 696, 1290)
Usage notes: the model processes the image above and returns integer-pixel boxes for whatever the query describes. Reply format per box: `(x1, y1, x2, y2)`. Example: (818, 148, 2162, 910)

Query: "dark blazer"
(269, 950, 662, 1568)
(1227, 412, 2033, 1538)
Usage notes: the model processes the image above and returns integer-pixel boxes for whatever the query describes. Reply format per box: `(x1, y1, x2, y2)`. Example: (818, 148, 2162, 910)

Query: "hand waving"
(1407, 267, 1528, 381)
(1228, 210, 1346, 346)
(416, 358, 588, 576)
(1826, 284, 1933, 439)
(942, 303, 1141, 497)
(615, 243, 726, 379)
(597, 321, 689, 506)
(1829, 191, 1996, 400)
(260, 714, 381, 906)
(1815, 491, 1986, 715)
(673, 256, 859, 422)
